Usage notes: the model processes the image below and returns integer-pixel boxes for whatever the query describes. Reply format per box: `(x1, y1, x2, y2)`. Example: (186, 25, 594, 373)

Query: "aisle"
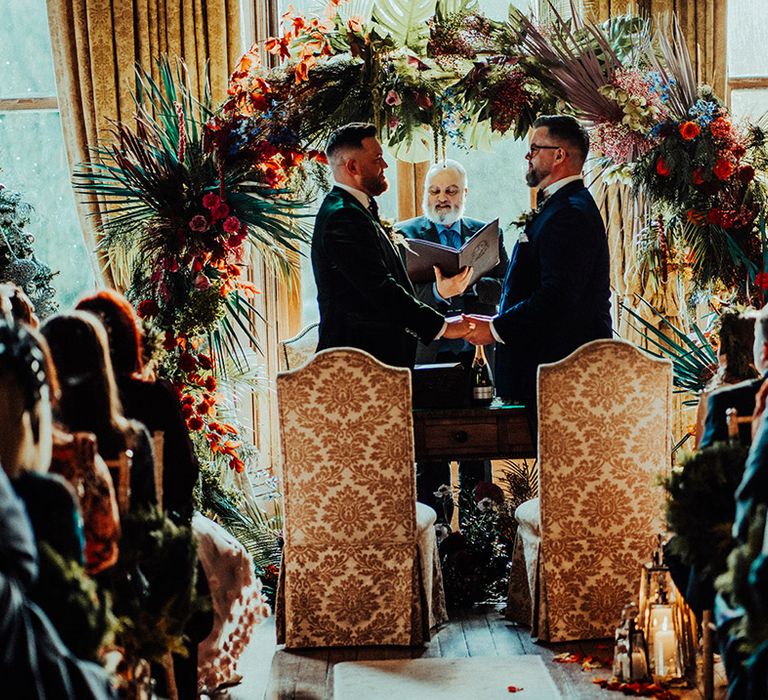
(215, 607, 726, 700)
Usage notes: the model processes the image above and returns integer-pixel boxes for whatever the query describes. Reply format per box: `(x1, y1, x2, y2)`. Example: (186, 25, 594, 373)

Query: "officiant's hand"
(443, 315, 473, 339)
(435, 265, 473, 299)
(462, 314, 495, 345)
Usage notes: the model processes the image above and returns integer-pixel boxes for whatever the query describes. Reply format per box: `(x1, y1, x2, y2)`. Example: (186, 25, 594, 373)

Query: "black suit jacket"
(396, 215, 508, 363)
(493, 180, 612, 402)
(699, 376, 765, 448)
(312, 186, 444, 368)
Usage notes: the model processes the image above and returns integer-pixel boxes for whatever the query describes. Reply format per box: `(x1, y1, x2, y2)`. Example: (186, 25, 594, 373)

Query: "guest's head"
(712, 309, 758, 386)
(0, 320, 54, 478)
(326, 123, 388, 197)
(0, 283, 39, 328)
(40, 312, 128, 456)
(75, 289, 144, 377)
(752, 306, 768, 374)
(525, 115, 589, 189)
(422, 159, 467, 227)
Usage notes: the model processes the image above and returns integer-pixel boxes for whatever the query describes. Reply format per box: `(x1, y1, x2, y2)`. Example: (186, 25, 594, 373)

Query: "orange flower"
(347, 16, 363, 33)
(713, 158, 735, 181)
(679, 120, 701, 140)
(687, 209, 705, 225)
(265, 35, 291, 60)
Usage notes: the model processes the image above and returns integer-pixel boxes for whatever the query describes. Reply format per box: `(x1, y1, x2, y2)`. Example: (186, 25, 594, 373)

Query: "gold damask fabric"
(47, 0, 242, 287)
(507, 340, 672, 642)
(275, 348, 446, 648)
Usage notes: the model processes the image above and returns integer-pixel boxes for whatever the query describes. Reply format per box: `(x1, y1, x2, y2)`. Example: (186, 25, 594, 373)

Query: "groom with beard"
(397, 159, 508, 515)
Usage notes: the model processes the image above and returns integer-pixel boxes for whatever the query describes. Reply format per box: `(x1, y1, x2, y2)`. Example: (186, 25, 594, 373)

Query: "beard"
(361, 172, 388, 196)
(525, 163, 547, 187)
(423, 202, 464, 227)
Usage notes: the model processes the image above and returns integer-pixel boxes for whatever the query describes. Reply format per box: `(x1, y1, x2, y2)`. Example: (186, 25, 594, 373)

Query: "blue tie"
(440, 225, 462, 250)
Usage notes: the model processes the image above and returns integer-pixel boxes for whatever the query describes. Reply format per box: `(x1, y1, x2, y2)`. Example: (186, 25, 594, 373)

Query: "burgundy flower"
(136, 299, 159, 318)
(187, 416, 204, 431)
(706, 208, 723, 225)
(189, 214, 209, 232)
(198, 353, 213, 370)
(205, 376, 217, 392)
(202, 192, 221, 209)
(691, 168, 705, 186)
(415, 92, 432, 110)
(738, 165, 755, 182)
(212, 202, 230, 221)
(178, 351, 198, 373)
(223, 215, 241, 233)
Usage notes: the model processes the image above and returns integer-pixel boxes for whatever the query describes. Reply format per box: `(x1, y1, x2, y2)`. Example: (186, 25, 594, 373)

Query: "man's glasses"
(527, 144, 562, 156)
(428, 186, 461, 196)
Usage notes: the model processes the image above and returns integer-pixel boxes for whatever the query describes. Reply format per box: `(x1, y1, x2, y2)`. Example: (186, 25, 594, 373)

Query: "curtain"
(47, 0, 243, 287)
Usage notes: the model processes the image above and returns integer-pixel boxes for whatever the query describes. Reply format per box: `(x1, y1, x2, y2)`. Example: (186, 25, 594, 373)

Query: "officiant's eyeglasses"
(527, 144, 563, 157)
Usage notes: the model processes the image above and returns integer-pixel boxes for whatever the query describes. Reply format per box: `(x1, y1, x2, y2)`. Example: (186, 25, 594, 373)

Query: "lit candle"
(654, 617, 676, 677)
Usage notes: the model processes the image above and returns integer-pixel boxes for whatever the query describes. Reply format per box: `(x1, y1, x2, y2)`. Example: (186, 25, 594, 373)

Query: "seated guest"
(41, 312, 156, 511)
(0, 282, 39, 328)
(76, 289, 199, 523)
(699, 309, 764, 448)
(0, 464, 116, 699)
(398, 159, 507, 516)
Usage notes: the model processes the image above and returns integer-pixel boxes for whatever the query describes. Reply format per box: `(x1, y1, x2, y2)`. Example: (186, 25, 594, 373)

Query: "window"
(0, 0, 95, 309)
(727, 0, 768, 120)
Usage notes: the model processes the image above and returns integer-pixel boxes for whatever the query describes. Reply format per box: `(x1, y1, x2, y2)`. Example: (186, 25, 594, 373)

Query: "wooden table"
(412, 402, 535, 461)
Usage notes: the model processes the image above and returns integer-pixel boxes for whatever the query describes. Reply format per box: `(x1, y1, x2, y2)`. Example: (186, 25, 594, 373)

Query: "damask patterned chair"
(275, 348, 448, 648)
(278, 322, 319, 371)
(506, 339, 672, 642)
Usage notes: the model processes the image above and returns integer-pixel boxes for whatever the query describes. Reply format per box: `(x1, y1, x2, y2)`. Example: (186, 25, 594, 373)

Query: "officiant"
(397, 159, 508, 517)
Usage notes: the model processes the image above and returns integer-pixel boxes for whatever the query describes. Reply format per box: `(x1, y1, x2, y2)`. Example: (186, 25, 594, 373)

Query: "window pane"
(727, 0, 768, 78)
(0, 0, 57, 98)
(0, 110, 95, 308)
(731, 89, 768, 121)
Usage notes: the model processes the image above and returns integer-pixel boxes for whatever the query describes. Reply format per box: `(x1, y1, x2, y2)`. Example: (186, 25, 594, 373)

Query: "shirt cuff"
(490, 317, 504, 344)
(434, 321, 448, 341)
(433, 282, 448, 304)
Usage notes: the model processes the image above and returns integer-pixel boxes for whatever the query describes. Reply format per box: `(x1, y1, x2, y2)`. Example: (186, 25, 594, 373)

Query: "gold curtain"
(47, 0, 243, 287)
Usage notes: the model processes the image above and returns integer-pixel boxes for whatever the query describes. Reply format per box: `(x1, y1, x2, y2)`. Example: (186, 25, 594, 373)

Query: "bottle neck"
(474, 344, 487, 364)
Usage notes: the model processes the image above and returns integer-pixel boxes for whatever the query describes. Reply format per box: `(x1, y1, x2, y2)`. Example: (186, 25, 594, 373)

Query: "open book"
(403, 219, 500, 287)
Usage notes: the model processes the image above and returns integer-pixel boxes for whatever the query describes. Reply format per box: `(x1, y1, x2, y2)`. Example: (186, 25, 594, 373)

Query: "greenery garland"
(664, 442, 749, 578)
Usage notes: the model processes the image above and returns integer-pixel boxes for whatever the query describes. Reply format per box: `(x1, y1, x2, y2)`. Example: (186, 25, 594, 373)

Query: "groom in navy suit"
(465, 115, 612, 411)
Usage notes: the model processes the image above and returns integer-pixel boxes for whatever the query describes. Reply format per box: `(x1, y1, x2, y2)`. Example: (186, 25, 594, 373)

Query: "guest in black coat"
(312, 122, 471, 369)
(464, 115, 612, 412)
(397, 159, 508, 513)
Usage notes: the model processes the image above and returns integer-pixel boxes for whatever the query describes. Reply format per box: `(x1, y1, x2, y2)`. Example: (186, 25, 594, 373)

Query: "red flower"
(202, 192, 221, 209)
(189, 214, 209, 232)
(713, 159, 736, 181)
(706, 208, 723, 225)
(732, 144, 747, 158)
(679, 121, 701, 140)
(205, 376, 217, 392)
(655, 158, 671, 176)
(198, 353, 213, 370)
(755, 272, 768, 290)
(162, 331, 178, 351)
(691, 168, 705, 186)
(710, 116, 733, 140)
(415, 92, 432, 110)
(212, 202, 230, 221)
(137, 299, 159, 318)
(180, 404, 194, 419)
(178, 352, 198, 373)
(223, 215, 241, 233)
(739, 165, 756, 182)
(187, 416, 204, 431)
(308, 149, 329, 165)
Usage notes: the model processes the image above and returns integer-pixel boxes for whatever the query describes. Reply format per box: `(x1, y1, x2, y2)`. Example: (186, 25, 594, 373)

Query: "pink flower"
(223, 215, 241, 233)
(194, 273, 212, 290)
(189, 214, 209, 232)
(388, 116, 400, 129)
(385, 90, 402, 107)
(415, 92, 432, 110)
(202, 192, 221, 209)
(212, 202, 230, 221)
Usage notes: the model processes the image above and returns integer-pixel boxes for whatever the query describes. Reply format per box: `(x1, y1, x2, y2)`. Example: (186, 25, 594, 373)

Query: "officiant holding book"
(397, 159, 508, 515)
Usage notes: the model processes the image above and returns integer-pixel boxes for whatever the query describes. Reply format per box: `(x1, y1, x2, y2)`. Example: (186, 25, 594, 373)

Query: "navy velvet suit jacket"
(311, 187, 444, 369)
(493, 180, 612, 402)
(699, 375, 765, 448)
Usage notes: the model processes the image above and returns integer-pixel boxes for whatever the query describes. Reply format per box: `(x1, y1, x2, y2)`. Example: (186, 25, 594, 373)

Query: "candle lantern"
(612, 603, 649, 682)
(637, 535, 698, 680)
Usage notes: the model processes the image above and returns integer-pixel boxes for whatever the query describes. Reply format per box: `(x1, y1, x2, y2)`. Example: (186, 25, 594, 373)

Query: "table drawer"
(417, 418, 499, 457)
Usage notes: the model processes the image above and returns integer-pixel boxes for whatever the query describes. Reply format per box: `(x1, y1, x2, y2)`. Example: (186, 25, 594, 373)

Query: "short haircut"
(534, 115, 590, 164)
(755, 305, 768, 347)
(325, 122, 378, 166)
(425, 159, 468, 189)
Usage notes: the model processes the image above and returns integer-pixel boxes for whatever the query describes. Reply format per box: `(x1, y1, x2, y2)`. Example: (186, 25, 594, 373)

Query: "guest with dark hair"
(76, 289, 199, 522)
(40, 311, 156, 510)
(0, 281, 39, 327)
(313, 122, 471, 369)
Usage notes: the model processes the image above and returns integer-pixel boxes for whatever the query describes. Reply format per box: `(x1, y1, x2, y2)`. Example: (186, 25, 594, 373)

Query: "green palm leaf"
(371, 0, 436, 52)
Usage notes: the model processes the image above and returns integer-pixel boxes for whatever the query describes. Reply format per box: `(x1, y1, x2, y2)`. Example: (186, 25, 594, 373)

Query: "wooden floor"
(217, 607, 727, 700)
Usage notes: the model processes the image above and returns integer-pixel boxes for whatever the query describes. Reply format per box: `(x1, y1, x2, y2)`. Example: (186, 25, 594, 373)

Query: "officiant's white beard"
(424, 202, 465, 228)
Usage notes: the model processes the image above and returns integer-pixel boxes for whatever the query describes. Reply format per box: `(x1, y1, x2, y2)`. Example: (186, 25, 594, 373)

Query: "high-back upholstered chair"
(275, 348, 447, 648)
(279, 322, 319, 371)
(507, 339, 672, 642)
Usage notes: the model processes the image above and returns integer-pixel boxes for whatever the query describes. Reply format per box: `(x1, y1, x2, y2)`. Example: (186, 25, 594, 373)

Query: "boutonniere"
(380, 218, 415, 253)
(512, 204, 543, 229)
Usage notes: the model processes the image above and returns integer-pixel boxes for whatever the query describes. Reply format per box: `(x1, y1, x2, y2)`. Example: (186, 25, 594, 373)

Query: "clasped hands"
(443, 314, 495, 345)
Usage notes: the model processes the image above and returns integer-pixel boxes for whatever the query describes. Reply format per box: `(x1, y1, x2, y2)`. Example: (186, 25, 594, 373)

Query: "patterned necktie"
(368, 197, 380, 222)
(441, 225, 462, 250)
